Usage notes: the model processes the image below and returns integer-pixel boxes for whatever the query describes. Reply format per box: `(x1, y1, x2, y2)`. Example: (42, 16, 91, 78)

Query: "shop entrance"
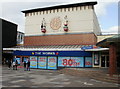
(101, 55, 109, 67)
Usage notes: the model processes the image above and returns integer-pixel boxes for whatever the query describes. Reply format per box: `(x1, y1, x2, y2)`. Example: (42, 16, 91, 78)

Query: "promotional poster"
(47, 57, 57, 69)
(30, 56, 37, 68)
(85, 57, 92, 67)
(38, 56, 47, 69)
(58, 57, 84, 67)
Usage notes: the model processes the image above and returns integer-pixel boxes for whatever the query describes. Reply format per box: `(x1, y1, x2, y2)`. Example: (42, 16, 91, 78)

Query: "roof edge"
(22, 1, 97, 13)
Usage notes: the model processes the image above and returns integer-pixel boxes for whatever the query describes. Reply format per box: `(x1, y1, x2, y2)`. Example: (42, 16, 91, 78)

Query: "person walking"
(27, 59, 30, 71)
(15, 60, 18, 70)
(8, 59, 12, 70)
(24, 61, 26, 71)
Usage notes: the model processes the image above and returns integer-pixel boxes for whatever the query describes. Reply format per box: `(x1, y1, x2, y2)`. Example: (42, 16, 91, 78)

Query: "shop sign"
(47, 57, 57, 69)
(30, 56, 37, 68)
(58, 57, 84, 67)
(14, 51, 92, 57)
(38, 56, 47, 69)
(81, 46, 93, 50)
(85, 57, 92, 67)
(32, 52, 58, 56)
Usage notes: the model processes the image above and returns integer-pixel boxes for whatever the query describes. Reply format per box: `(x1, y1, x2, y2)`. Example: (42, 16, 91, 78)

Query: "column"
(109, 43, 117, 76)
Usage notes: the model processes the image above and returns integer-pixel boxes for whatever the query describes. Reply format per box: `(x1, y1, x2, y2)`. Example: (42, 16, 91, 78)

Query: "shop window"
(94, 53, 100, 65)
(58, 57, 84, 67)
(30, 56, 37, 68)
(85, 57, 92, 67)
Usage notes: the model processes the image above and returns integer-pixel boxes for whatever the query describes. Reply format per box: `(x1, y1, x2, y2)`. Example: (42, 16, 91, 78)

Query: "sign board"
(81, 45, 93, 50)
(30, 56, 37, 68)
(47, 57, 57, 69)
(14, 51, 92, 57)
(85, 57, 92, 67)
(58, 57, 84, 67)
(38, 56, 47, 69)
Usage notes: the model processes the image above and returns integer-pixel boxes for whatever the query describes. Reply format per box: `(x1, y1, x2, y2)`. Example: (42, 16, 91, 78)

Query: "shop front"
(13, 50, 93, 70)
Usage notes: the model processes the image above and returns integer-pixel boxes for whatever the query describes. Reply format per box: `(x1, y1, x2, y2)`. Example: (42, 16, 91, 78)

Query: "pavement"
(1, 66, 120, 88)
(58, 68, 120, 84)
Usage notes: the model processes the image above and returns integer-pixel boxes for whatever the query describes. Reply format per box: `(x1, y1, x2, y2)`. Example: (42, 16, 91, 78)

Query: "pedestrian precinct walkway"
(1, 66, 119, 88)
(58, 68, 120, 84)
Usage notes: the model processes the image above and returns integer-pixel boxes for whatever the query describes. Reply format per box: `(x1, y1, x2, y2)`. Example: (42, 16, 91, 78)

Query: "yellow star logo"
(32, 52, 34, 55)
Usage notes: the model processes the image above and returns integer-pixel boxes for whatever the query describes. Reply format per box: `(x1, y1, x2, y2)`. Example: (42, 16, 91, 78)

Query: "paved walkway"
(1, 66, 120, 88)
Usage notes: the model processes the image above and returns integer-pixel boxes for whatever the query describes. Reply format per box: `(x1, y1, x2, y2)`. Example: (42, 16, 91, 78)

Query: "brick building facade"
(3, 2, 106, 69)
(24, 33, 97, 46)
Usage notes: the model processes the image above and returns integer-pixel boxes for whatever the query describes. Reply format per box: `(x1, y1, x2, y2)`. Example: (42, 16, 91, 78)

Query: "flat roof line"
(22, 1, 97, 13)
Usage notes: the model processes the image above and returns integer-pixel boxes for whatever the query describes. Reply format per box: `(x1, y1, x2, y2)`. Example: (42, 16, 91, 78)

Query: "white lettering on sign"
(35, 52, 41, 55)
(33, 52, 56, 55)
(42, 52, 55, 55)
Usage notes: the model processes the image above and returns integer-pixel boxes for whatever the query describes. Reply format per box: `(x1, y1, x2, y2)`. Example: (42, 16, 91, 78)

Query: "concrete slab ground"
(1, 66, 120, 88)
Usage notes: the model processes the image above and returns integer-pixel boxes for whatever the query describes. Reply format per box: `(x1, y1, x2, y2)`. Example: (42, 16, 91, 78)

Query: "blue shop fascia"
(12, 45, 102, 70)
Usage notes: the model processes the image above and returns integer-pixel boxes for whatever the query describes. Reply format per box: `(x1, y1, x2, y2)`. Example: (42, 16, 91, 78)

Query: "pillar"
(109, 43, 117, 76)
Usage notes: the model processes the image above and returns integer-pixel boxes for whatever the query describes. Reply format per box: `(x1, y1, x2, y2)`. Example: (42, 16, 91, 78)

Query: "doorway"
(101, 55, 109, 67)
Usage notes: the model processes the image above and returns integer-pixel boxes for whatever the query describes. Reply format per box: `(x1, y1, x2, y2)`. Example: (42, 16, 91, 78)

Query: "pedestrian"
(15, 60, 18, 70)
(27, 59, 30, 71)
(23, 61, 26, 71)
(8, 59, 12, 70)
(12, 61, 16, 70)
